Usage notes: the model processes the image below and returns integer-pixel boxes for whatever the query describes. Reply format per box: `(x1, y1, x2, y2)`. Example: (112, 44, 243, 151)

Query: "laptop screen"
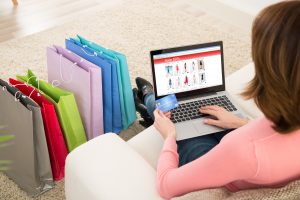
(151, 41, 225, 98)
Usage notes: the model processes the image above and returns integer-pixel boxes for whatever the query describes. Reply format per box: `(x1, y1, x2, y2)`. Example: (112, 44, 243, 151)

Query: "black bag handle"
(0, 79, 37, 108)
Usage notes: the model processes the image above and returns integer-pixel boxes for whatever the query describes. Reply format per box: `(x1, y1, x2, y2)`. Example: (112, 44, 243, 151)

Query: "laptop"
(150, 41, 247, 141)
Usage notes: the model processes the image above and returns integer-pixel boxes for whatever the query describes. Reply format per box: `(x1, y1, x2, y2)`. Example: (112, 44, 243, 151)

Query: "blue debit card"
(155, 94, 178, 112)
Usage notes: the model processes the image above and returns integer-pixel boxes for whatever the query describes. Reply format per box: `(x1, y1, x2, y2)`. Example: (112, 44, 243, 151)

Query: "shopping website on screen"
(153, 46, 223, 97)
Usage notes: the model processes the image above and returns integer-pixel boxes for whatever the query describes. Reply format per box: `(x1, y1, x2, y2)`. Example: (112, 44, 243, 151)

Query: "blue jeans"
(144, 93, 156, 120)
(144, 92, 231, 166)
(176, 130, 230, 166)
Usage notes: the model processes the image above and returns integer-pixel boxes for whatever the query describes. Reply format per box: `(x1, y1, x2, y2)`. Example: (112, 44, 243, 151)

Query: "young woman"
(132, 1, 300, 199)
(150, 1, 300, 199)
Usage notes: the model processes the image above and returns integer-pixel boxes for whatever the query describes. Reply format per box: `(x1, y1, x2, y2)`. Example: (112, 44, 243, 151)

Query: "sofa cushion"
(226, 62, 263, 119)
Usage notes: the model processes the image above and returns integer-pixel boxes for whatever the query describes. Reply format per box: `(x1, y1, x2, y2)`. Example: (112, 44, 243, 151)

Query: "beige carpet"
(0, 0, 251, 199)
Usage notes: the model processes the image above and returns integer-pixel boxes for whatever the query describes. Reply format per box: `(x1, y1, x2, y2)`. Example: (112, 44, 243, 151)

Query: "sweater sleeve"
(156, 132, 258, 199)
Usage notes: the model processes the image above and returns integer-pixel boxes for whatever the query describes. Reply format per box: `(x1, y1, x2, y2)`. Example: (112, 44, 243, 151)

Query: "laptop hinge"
(178, 92, 220, 102)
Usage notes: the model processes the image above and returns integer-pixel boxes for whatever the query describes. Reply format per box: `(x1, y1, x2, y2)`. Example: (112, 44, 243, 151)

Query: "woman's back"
(225, 117, 300, 190)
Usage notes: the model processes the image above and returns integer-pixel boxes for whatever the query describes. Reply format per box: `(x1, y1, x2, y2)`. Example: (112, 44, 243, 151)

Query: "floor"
(0, 0, 122, 42)
(0, 0, 280, 43)
(166, 0, 281, 33)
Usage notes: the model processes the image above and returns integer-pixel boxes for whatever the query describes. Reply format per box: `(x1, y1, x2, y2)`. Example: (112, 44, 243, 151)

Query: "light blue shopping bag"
(66, 38, 122, 133)
(76, 35, 137, 129)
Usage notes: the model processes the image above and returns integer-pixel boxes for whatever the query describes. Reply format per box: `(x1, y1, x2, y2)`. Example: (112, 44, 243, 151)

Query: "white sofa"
(65, 63, 263, 200)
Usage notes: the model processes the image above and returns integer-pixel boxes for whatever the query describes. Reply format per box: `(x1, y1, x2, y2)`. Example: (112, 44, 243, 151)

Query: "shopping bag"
(47, 45, 104, 140)
(9, 78, 68, 181)
(17, 70, 87, 152)
(66, 38, 122, 133)
(76, 35, 137, 129)
(0, 79, 54, 196)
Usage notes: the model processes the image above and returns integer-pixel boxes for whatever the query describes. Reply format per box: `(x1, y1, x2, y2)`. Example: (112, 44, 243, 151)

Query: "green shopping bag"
(17, 70, 87, 152)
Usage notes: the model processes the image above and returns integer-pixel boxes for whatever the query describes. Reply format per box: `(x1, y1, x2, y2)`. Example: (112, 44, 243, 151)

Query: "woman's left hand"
(154, 109, 176, 140)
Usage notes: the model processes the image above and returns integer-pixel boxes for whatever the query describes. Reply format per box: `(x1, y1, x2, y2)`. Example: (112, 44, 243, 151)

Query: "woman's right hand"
(154, 109, 176, 140)
(164, 111, 171, 119)
(199, 105, 248, 129)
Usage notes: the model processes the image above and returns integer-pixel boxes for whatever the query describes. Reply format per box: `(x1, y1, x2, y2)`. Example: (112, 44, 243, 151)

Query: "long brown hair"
(242, 1, 300, 133)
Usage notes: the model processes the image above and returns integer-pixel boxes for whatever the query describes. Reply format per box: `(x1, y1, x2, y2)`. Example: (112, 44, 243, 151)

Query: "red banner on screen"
(154, 50, 221, 64)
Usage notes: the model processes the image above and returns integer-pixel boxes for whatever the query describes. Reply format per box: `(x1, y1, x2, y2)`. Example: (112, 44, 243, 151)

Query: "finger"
(209, 105, 225, 110)
(200, 105, 220, 110)
(164, 112, 171, 118)
(154, 109, 161, 120)
(153, 122, 160, 131)
(199, 108, 218, 116)
(203, 118, 223, 128)
(157, 109, 167, 118)
(213, 105, 226, 111)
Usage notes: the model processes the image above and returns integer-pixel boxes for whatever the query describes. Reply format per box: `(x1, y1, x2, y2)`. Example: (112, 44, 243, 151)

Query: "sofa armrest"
(65, 133, 163, 200)
(128, 126, 164, 169)
(226, 62, 263, 119)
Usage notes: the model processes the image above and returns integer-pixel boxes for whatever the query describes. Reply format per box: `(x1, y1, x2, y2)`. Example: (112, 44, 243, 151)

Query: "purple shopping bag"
(47, 46, 103, 140)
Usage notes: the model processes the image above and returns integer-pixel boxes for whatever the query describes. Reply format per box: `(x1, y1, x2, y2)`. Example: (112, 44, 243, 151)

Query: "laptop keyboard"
(170, 95, 237, 123)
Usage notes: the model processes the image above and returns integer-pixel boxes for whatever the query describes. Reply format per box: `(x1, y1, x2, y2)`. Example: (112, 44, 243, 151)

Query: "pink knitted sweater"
(157, 117, 300, 199)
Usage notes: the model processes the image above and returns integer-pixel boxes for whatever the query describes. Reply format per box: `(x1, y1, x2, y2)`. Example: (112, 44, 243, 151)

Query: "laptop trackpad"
(193, 119, 223, 134)
(176, 119, 224, 141)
